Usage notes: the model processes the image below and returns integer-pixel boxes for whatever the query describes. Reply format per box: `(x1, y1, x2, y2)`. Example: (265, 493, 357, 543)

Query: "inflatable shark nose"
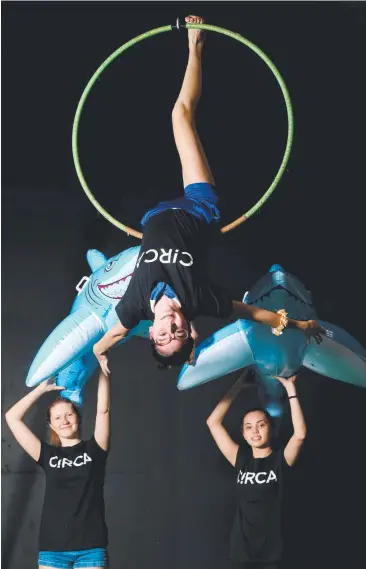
(269, 264, 284, 274)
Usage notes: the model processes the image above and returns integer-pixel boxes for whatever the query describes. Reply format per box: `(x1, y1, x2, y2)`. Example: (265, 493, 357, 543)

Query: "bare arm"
(94, 371, 111, 452)
(274, 375, 307, 466)
(206, 370, 249, 466)
(93, 321, 129, 375)
(231, 301, 324, 343)
(5, 379, 64, 461)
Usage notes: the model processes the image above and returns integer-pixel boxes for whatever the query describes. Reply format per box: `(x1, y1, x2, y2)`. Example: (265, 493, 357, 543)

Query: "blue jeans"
(141, 182, 220, 227)
(38, 548, 108, 568)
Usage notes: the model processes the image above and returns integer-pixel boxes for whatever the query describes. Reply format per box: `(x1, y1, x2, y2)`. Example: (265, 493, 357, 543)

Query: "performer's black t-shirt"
(116, 210, 233, 328)
(37, 437, 108, 551)
(230, 446, 290, 564)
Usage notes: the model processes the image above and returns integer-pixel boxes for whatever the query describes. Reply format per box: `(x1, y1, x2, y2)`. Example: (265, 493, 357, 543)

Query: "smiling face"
(49, 401, 80, 442)
(242, 410, 271, 449)
(149, 310, 190, 356)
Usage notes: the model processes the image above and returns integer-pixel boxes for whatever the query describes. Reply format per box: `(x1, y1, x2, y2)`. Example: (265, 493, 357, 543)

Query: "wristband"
(288, 395, 297, 399)
(272, 309, 289, 336)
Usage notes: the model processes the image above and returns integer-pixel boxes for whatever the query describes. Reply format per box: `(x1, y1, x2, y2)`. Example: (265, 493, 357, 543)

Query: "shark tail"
(57, 352, 99, 406)
(26, 306, 105, 387)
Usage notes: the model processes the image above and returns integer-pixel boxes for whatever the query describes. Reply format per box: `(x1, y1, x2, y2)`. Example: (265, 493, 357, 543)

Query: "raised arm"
(93, 321, 129, 375)
(206, 370, 249, 466)
(172, 15, 215, 189)
(273, 375, 307, 466)
(5, 379, 64, 461)
(231, 300, 324, 344)
(94, 371, 111, 452)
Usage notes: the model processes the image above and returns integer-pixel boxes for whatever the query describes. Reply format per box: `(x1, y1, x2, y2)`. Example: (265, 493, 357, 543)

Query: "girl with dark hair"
(5, 371, 110, 569)
(207, 371, 306, 569)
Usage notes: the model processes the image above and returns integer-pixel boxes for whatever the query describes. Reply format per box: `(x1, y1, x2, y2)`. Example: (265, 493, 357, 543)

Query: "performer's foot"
(186, 15, 205, 49)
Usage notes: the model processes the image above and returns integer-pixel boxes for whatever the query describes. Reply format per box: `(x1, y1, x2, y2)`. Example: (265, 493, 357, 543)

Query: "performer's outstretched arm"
(231, 300, 324, 344)
(93, 322, 129, 375)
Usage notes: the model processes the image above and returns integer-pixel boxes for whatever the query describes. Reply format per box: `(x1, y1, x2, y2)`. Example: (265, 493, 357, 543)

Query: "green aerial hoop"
(72, 20, 294, 239)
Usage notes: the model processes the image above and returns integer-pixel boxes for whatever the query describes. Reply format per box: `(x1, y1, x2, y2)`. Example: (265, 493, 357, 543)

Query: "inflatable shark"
(26, 247, 151, 404)
(177, 264, 366, 416)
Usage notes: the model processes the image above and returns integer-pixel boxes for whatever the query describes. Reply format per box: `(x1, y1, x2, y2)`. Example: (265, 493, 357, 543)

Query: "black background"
(2, 2, 366, 569)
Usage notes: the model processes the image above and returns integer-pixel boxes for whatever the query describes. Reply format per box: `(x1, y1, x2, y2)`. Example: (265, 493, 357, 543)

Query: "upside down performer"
(93, 15, 324, 373)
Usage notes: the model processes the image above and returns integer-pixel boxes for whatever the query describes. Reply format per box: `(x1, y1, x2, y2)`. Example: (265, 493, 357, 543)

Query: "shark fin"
(303, 329, 366, 389)
(86, 249, 108, 272)
(318, 320, 366, 358)
(177, 321, 255, 390)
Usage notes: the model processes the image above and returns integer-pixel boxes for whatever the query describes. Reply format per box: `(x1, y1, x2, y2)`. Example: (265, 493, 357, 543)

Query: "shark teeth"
(97, 273, 133, 299)
(247, 285, 312, 306)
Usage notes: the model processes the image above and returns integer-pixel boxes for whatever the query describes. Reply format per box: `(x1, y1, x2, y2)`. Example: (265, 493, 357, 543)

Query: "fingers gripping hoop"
(72, 22, 294, 239)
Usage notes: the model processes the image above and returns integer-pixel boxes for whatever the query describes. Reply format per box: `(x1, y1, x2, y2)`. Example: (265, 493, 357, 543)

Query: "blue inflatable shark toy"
(26, 247, 150, 404)
(177, 264, 366, 415)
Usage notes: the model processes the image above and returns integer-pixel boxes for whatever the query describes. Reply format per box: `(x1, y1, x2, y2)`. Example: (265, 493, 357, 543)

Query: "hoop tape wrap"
(72, 23, 294, 239)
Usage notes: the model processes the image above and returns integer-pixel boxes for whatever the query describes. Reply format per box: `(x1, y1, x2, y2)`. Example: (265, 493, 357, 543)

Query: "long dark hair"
(46, 397, 81, 447)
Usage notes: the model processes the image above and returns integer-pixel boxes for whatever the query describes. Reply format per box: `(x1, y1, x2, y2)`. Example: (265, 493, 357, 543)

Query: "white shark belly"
(26, 308, 105, 386)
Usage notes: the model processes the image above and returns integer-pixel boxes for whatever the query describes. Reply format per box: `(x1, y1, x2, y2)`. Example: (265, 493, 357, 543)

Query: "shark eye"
(105, 261, 115, 272)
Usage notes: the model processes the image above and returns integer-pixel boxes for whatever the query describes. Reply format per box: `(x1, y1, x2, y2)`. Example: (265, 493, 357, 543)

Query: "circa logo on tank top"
(136, 248, 194, 267)
(237, 469, 278, 485)
(49, 453, 92, 468)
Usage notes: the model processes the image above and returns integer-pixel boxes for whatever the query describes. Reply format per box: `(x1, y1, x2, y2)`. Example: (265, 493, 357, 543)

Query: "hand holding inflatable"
(26, 247, 151, 404)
